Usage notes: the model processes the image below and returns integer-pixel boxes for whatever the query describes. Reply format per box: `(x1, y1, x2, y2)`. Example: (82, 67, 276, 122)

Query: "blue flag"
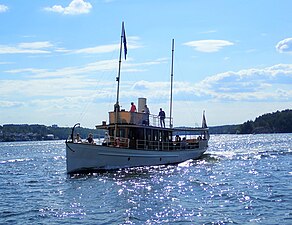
(202, 111, 208, 128)
(122, 22, 127, 60)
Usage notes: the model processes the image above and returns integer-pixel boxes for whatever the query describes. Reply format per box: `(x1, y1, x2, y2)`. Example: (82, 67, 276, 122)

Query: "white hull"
(66, 141, 208, 173)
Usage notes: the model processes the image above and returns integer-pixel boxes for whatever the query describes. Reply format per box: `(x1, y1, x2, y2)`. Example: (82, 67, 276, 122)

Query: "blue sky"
(0, 0, 291, 128)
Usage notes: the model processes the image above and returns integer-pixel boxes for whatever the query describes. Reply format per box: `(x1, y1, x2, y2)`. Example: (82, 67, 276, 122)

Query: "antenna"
(169, 39, 174, 128)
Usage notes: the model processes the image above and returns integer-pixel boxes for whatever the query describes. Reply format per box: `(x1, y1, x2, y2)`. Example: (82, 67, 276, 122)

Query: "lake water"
(0, 134, 291, 224)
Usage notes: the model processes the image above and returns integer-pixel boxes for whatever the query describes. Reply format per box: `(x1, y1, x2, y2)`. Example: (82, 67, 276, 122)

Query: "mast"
(169, 39, 174, 128)
(115, 22, 125, 110)
(114, 21, 127, 138)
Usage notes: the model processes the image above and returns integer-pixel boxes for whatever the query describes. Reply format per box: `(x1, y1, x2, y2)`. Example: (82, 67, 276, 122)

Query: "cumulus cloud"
(183, 39, 234, 53)
(198, 64, 292, 101)
(276, 38, 292, 53)
(0, 4, 8, 13)
(44, 0, 92, 15)
(1, 62, 292, 127)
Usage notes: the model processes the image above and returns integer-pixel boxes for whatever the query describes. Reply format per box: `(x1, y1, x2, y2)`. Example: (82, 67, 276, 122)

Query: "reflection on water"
(0, 134, 291, 224)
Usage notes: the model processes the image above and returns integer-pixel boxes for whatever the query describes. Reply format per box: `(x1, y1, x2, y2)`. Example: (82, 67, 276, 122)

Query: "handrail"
(100, 135, 206, 150)
(104, 136, 130, 148)
(135, 138, 201, 151)
(108, 111, 173, 128)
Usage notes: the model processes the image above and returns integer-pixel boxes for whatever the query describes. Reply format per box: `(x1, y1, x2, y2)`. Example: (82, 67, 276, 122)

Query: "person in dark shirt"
(143, 104, 150, 125)
(158, 108, 165, 128)
(86, 133, 95, 144)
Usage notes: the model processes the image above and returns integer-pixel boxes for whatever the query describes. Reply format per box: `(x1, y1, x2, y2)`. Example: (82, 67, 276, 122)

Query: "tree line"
(0, 124, 104, 142)
(0, 109, 291, 141)
(238, 109, 292, 134)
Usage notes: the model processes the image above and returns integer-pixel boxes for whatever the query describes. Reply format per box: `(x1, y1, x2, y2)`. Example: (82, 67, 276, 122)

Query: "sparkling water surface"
(0, 134, 291, 224)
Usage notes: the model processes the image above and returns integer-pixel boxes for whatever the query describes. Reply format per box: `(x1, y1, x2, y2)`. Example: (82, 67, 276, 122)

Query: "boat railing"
(136, 138, 200, 151)
(149, 115, 172, 128)
(103, 136, 202, 150)
(104, 136, 130, 148)
(108, 111, 173, 128)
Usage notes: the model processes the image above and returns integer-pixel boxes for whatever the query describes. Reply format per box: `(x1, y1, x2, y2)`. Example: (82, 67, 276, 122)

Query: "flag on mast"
(202, 110, 210, 140)
(202, 110, 208, 128)
(122, 22, 127, 60)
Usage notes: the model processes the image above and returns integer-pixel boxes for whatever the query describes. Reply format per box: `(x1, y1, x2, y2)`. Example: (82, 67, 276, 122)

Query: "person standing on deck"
(129, 102, 137, 124)
(158, 108, 166, 128)
(143, 104, 150, 125)
(129, 102, 137, 112)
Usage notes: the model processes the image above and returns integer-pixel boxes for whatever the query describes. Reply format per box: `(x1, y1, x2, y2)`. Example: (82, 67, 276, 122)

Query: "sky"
(0, 0, 291, 128)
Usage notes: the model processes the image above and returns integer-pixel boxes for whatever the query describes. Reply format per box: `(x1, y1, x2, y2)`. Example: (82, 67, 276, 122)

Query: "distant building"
(45, 134, 54, 140)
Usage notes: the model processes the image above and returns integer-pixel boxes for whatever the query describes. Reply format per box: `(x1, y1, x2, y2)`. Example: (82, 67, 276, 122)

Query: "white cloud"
(0, 4, 8, 13)
(198, 64, 292, 101)
(0, 46, 50, 54)
(73, 37, 142, 54)
(18, 41, 53, 49)
(45, 0, 92, 15)
(0, 37, 142, 56)
(0, 100, 23, 108)
(183, 39, 234, 53)
(199, 30, 217, 34)
(5, 55, 165, 79)
(4, 59, 118, 78)
(0, 61, 13, 65)
(276, 38, 292, 53)
(0, 41, 53, 54)
(1, 63, 291, 127)
(74, 44, 118, 54)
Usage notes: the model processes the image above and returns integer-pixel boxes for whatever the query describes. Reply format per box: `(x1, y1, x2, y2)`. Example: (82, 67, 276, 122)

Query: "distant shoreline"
(1, 109, 291, 142)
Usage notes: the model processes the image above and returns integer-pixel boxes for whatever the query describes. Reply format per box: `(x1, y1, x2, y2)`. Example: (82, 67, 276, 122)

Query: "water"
(0, 134, 291, 225)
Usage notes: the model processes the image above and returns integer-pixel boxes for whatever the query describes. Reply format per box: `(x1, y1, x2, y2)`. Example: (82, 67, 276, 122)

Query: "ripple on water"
(0, 135, 291, 224)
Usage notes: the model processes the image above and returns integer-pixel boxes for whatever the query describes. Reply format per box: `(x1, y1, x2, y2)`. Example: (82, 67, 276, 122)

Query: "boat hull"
(66, 141, 208, 173)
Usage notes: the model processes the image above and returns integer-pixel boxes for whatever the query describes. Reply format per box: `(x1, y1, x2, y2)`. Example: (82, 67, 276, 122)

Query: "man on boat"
(129, 102, 137, 112)
(143, 104, 150, 125)
(129, 102, 137, 124)
(74, 133, 82, 143)
(86, 133, 95, 144)
(102, 132, 110, 146)
(180, 137, 188, 149)
(158, 108, 166, 128)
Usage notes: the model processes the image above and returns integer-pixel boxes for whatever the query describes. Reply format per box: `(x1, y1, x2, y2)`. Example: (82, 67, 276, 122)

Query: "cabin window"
(146, 129, 151, 141)
(128, 129, 133, 139)
(119, 128, 126, 138)
(168, 132, 172, 142)
(137, 128, 144, 140)
(154, 130, 158, 141)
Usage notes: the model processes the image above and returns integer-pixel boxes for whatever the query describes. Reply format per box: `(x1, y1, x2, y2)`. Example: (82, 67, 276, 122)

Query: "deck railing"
(108, 111, 172, 128)
(104, 136, 130, 148)
(136, 139, 200, 150)
(104, 136, 201, 150)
